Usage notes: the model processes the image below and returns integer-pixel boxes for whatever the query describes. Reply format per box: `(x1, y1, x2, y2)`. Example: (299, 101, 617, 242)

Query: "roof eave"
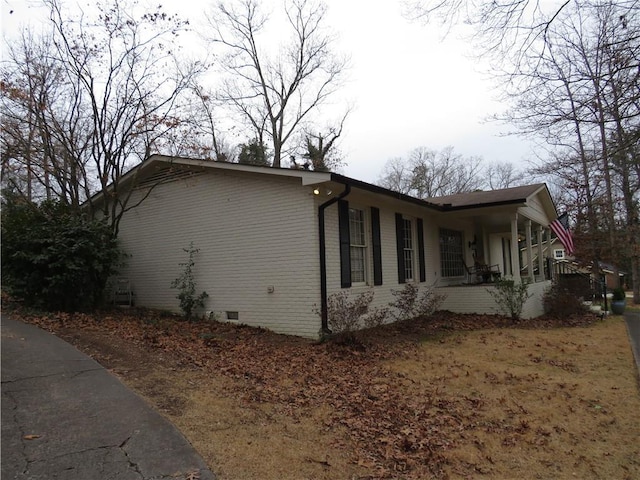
(329, 173, 442, 211)
(437, 198, 529, 211)
(87, 154, 333, 206)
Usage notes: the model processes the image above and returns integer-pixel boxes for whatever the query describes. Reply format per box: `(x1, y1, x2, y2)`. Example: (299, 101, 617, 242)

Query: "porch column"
(525, 219, 534, 282)
(482, 226, 489, 264)
(537, 225, 545, 280)
(510, 214, 521, 282)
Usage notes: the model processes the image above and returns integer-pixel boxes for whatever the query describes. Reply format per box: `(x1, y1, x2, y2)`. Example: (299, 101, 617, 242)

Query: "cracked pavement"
(625, 310, 640, 376)
(1, 317, 215, 480)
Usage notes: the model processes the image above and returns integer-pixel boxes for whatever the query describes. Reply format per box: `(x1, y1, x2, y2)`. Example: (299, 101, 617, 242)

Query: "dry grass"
(392, 320, 640, 479)
(13, 306, 640, 480)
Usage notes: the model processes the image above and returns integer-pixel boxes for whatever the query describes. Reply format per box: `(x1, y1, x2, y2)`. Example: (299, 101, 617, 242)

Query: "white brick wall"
(440, 279, 550, 318)
(321, 191, 547, 325)
(439, 284, 501, 315)
(117, 168, 548, 338)
(321, 193, 470, 319)
(117, 169, 322, 338)
(522, 280, 550, 318)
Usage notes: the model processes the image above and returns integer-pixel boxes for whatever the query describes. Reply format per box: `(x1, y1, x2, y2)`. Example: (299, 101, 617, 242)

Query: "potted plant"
(610, 287, 626, 315)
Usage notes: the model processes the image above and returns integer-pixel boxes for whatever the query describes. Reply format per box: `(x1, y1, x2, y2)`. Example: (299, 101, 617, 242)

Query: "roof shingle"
(425, 184, 547, 209)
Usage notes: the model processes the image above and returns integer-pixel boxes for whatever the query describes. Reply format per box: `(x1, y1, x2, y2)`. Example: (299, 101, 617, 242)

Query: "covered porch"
(427, 184, 559, 319)
(430, 184, 558, 285)
(436, 210, 554, 319)
(467, 211, 555, 284)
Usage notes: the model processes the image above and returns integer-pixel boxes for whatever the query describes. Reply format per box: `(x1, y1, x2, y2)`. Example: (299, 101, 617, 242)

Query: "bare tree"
(404, 1, 639, 297)
(497, 1, 639, 298)
(205, 0, 348, 167)
(1, 29, 87, 205)
(410, 146, 484, 197)
(182, 83, 235, 162)
(154, 83, 238, 162)
(296, 109, 350, 171)
(378, 146, 484, 198)
(484, 161, 526, 189)
(1, 0, 201, 235)
(402, 0, 574, 63)
(377, 157, 415, 194)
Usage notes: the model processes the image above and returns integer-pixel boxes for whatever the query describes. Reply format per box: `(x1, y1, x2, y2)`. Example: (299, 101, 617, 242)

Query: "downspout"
(318, 183, 351, 335)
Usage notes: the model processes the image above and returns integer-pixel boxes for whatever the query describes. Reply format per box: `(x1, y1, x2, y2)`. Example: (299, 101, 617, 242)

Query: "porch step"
(583, 301, 604, 314)
(582, 301, 608, 316)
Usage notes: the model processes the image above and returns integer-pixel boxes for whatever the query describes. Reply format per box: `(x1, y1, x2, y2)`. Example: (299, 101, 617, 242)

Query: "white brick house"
(105, 155, 559, 338)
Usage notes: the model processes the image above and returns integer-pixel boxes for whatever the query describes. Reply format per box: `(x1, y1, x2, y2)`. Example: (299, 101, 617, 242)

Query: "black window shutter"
(417, 218, 426, 282)
(395, 213, 406, 284)
(338, 200, 351, 288)
(371, 207, 383, 285)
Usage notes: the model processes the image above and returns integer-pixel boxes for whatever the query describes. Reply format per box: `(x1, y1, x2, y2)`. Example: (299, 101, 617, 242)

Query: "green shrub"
(171, 243, 208, 320)
(543, 282, 588, 316)
(487, 279, 532, 322)
(612, 287, 626, 301)
(1, 198, 121, 311)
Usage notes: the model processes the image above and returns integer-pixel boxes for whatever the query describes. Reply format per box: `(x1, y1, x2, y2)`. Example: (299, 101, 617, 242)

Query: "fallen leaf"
(23, 434, 41, 440)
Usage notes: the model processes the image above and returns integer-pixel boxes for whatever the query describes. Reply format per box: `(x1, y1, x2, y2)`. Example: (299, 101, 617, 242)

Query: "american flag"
(549, 212, 575, 255)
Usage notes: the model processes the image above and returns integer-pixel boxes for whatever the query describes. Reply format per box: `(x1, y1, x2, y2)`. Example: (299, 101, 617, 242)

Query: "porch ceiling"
(437, 205, 545, 234)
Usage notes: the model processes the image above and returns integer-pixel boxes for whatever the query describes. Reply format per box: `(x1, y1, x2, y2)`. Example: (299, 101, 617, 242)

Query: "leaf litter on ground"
(8, 303, 640, 480)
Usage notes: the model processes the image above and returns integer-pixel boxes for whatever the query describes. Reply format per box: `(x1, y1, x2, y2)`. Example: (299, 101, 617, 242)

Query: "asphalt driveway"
(625, 310, 640, 377)
(1, 316, 215, 480)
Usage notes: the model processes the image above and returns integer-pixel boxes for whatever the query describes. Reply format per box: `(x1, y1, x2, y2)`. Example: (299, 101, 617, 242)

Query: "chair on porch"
(474, 262, 501, 283)
(461, 256, 501, 284)
(460, 257, 481, 284)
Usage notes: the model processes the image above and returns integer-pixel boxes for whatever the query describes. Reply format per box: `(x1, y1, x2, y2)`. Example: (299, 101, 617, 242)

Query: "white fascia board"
(300, 173, 332, 185)
(151, 155, 332, 186)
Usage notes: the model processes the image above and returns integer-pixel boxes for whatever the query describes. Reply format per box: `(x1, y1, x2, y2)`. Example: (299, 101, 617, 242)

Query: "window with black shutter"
(338, 200, 351, 287)
(371, 207, 383, 285)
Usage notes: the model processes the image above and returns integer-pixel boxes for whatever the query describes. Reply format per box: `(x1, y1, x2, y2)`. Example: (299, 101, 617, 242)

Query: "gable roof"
(425, 184, 549, 210)
(96, 154, 443, 211)
(94, 155, 556, 218)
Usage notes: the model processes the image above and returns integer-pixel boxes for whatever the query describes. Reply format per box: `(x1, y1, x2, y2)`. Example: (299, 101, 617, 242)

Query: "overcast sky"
(321, 1, 535, 183)
(1, 0, 535, 184)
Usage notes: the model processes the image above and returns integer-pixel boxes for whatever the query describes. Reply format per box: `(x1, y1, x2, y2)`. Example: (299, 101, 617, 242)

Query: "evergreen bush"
(543, 282, 588, 316)
(612, 287, 626, 301)
(1, 197, 121, 311)
(171, 243, 208, 320)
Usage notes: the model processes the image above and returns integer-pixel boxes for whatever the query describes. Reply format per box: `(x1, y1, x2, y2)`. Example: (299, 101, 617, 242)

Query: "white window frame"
(439, 228, 464, 278)
(349, 207, 368, 285)
(402, 217, 414, 282)
(554, 249, 565, 259)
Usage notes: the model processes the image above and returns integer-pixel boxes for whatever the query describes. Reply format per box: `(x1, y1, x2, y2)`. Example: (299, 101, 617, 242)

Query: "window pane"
(439, 229, 464, 277)
(403, 218, 413, 280)
(404, 249, 413, 280)
(349, 208, 366, 282)
(349, 208, 365, 246)
(351, 246, 365, 283)
(403, 219, 413, 249)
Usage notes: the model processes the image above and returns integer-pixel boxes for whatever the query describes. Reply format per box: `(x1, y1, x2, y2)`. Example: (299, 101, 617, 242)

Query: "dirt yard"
(10, 307, 640, 480)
